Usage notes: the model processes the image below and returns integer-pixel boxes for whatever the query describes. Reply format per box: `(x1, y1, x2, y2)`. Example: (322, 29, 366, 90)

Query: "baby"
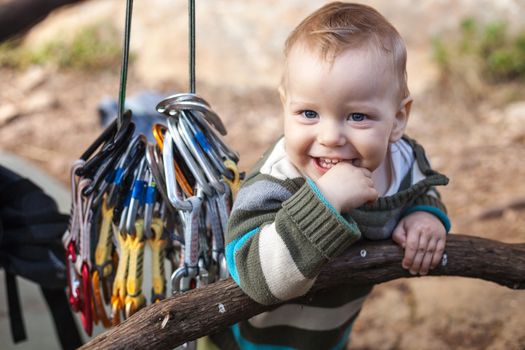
(215, 2, 450, 349)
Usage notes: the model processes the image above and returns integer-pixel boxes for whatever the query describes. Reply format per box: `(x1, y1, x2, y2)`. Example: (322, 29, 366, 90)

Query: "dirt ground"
(1, 1, 524, 349)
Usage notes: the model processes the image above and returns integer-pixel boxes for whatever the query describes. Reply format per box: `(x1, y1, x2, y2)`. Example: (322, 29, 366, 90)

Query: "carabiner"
(171, 264, 198, 293)
(80, 262, 93, 336)
(223, 159, 241, 198)
(66, 241, 81, 312)
(148, 217, 166, 302)
(177, 113, 224, 194)
(111, 230, 131, 325)
(92, 270, 112, 328)
(162, 132, 193, 211)
(125, 219, 146, 318)
(156, 93, 227, 136)
(167, 117, 213, 197)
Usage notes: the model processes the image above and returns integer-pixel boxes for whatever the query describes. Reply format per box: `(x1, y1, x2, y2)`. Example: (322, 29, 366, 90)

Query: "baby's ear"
(278, 85, 286, 106)
(390, 96, 413, 143)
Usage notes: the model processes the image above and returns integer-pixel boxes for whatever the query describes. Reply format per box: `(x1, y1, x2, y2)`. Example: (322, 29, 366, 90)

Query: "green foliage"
(431, 37, 450, 74)
(432, 17, 525, 84)
(0, 23, 124, 70)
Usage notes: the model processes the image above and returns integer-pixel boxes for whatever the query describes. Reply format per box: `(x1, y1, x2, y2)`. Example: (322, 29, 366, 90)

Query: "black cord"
(189, 0, 196, 93)
(117, 0, 134, 129)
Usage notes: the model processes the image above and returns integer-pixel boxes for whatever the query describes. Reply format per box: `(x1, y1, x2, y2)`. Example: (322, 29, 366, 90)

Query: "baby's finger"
(430, 238, 446, 269)
(359, 167, 373, 178)
(408, 234, 429, 275)
(419, 239, 437, 275)
(392, 224, 407, 248)
(365, 187, 379, 203)
(402, 231, 419, 269)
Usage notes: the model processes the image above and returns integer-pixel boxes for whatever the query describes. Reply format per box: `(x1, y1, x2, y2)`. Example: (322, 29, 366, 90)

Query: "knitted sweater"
(215, 136, 449, 350)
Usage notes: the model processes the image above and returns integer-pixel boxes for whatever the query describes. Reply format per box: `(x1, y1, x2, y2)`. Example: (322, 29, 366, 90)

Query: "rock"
(17, 66, 48, 92)
(23, 92, 59, 114)
(504, 101, 525, 123)
(0, 104, 20, 126)
(504, 101, 525, 143)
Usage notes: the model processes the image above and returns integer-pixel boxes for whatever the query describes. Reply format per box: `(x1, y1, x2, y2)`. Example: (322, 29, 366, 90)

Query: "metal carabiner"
(124, 219, 146, 318)
(156, 93, 211, 114)
(92, 270, 112, 328)
(64, 160, 85, 312)
(205, 199, 223, 264)
(177, 113, 224, 194)
(142, 169, 156, 239)
(94, 198, 115, 278)
(223, 159, 241, 198)
(148, 217, 166, 303)
(189, 109, 239, 162)
(80, 261, 93, 336)
(92, 197, 116, 328)
(111, 228, 131, 325)
(151, 125, 195, 197)
(162, 132, 193, 211)
(167, 117, 213, 197)
(125, 158, 147, 234)
(218, 253, 229, 280)
(107, 135, 147, 210)
(171, 195, 203, 293)
(171, 264, 198, 293)
(156, 93, 227, 136)
(66, 241, 81, 312)
(183, 111, 227, 175)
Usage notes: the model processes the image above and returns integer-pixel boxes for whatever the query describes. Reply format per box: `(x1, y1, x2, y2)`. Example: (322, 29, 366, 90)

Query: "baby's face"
(281, 44, 408, 181)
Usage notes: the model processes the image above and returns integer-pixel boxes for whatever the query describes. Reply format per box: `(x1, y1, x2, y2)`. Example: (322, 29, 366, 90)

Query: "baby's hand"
(392, 211, 446, 275)
(316, 162, 378, 212)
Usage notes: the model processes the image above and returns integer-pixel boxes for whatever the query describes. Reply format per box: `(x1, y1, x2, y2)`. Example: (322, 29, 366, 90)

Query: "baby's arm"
(226, 174, 361, 305)
(392, 188, 450, 275)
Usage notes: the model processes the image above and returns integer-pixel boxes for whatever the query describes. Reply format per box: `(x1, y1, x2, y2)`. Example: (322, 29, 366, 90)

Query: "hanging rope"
(117, 0, 134, 129)
(189, 0, 196, 93)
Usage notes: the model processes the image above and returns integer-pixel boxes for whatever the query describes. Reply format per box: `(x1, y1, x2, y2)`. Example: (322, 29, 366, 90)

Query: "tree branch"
(0, 0, 87, 42)
(81, 234, 525, 350)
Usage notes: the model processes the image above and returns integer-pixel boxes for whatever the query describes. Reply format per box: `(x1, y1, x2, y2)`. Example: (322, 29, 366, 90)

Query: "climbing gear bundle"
(62, 0, 240, 336)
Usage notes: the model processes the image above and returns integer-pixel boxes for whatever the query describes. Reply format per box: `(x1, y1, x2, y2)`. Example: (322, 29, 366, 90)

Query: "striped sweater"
(215, 136, 449, 350)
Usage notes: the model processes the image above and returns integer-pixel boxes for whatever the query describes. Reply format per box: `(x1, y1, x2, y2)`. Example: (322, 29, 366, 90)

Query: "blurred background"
(0, 0, 524, 349)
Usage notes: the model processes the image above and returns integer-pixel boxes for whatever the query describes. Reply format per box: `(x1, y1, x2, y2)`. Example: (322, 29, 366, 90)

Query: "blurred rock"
(17, 66, 48, 92)
(504, 101, 525, 143)
(0, 104, 19, 126)
(504, 101, 525, 123)
(24, 91, 59, 114)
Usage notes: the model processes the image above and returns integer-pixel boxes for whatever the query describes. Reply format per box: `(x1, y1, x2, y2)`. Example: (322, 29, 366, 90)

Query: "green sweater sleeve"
(226, 176, 361, 305)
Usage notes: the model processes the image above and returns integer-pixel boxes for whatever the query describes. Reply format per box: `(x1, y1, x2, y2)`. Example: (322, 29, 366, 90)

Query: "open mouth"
(313, 157, 342, 171)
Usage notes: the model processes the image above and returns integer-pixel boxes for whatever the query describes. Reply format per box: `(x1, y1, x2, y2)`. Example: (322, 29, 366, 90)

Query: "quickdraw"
(63, 0, 240, 339)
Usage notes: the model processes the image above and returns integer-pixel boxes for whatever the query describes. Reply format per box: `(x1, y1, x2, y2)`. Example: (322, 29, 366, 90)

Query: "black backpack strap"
(5, 271, 27, 343)
(41, 287, 83, 350)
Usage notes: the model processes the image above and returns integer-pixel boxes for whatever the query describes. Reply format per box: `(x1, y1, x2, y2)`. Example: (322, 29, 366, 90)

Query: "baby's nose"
(317, 121, 345, 147)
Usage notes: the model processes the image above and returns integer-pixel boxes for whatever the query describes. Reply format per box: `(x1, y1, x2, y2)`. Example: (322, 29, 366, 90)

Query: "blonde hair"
(283, 2, 409, 98)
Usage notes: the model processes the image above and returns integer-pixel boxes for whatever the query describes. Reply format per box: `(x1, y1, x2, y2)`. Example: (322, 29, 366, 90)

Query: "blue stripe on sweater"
(306, 178, 358, 232)
(226, 228, 260, 285)
(403, 205, 451, 233)
(230, 323, 353, 350)
(231, 324, 295, 350)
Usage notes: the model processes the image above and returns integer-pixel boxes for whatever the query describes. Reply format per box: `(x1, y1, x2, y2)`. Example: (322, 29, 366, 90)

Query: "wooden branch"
(0, 0, 87, 42)
(82, 234, 525, 350)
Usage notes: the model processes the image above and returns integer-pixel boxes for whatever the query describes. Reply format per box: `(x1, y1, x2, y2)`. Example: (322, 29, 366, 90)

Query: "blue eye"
(349, 113, 366, 122)
(303, 110, 318, 119)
